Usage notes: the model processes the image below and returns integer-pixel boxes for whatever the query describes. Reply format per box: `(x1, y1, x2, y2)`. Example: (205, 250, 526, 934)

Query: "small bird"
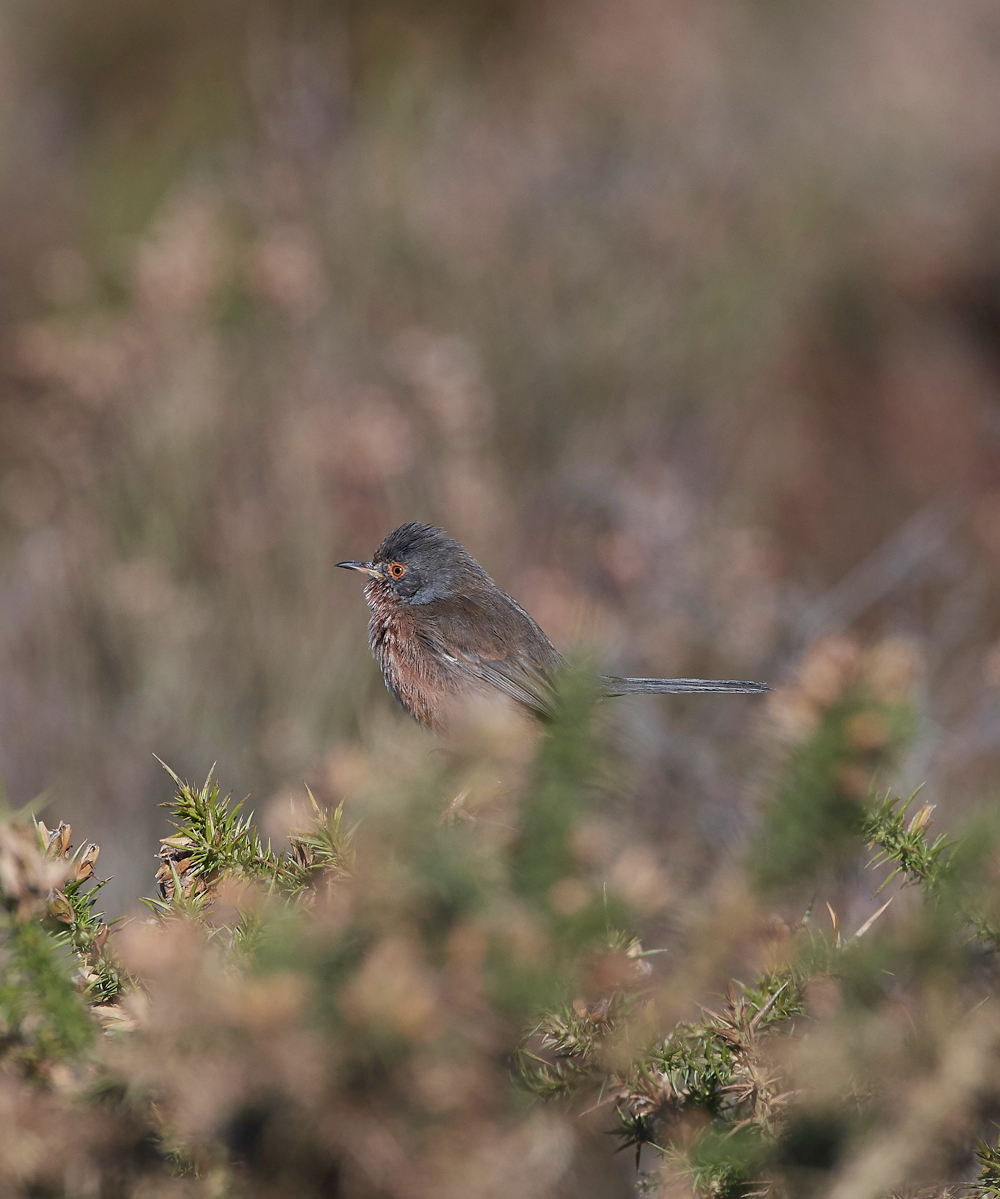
(337, 522, 769, 732)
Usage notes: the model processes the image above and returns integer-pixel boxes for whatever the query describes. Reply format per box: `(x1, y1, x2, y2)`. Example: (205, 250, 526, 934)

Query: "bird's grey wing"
(420, 593, 559, 715)
(464, 658, 552, 713)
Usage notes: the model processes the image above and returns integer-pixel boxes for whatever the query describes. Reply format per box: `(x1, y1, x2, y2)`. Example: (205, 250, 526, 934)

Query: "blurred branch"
(794, 500, 968, 648)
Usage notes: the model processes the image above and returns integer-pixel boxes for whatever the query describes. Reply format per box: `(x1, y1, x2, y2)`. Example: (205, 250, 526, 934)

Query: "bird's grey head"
(336, 522, 491, 605)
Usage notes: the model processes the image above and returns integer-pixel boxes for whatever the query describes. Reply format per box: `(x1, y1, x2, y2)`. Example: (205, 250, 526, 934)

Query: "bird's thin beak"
(336, 560, 382, 577)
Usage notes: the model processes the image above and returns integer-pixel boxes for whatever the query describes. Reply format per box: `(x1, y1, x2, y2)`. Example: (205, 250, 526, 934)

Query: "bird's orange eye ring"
(388, 562, 407, 579)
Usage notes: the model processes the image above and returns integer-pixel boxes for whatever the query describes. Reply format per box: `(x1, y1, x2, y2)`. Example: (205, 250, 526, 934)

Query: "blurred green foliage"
(3, 668, 1000, 1196)
(755, 689, 913, 891)
(0, 918, 94, 1073)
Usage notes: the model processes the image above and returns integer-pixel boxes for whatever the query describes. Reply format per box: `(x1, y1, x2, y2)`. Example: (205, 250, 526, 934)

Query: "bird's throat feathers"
(364, 576, 448, 730)
(364, 576, 403, 652)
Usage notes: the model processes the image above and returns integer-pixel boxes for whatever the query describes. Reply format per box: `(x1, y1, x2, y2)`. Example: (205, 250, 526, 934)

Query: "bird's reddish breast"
(365, 581, 449, 730)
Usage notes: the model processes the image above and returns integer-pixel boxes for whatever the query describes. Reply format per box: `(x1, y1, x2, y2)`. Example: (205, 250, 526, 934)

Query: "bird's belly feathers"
(367, 604, 470, 731)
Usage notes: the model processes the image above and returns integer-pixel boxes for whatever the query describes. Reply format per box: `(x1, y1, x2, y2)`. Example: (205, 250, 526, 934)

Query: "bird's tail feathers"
(602, 676, 770, 696)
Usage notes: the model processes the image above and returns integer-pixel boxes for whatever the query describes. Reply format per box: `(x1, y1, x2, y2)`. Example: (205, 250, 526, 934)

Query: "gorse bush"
(2, 655, 1000, 1197)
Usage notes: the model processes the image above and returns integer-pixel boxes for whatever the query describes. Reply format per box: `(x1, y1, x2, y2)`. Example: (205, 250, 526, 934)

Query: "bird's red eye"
(388, 562, 406, 579)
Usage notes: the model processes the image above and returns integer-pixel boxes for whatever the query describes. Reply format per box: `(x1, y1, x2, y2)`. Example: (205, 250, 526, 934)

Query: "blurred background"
(1, 0, 999, 912)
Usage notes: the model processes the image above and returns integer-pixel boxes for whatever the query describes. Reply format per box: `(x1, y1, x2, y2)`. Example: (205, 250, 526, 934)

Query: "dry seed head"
(907, 802, 935, 833)
(844, 710, 891, 751)
(340, 936, 441, 1042)
(0, 822, 71, 918)
(798, 636, 862, 706)
(863, 637, 921, 703)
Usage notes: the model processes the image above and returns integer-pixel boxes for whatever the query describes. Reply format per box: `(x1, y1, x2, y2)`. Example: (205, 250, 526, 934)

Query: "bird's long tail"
(601, 676, 770, 696)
